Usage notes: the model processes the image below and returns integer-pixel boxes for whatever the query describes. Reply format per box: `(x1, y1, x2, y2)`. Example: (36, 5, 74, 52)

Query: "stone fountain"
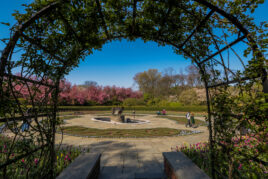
(92, 107, 149, 124)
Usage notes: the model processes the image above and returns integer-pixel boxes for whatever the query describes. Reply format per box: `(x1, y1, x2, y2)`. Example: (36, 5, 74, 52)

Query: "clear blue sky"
(1, 0, 267, 88)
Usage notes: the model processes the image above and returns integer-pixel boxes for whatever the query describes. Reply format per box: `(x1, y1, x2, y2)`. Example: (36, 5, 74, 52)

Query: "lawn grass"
(59, 105, 207, 112)
(59, 110, 207, 117)
(131, 111, 207, 117)
(61, 126, 185, 137)
(157, 116, 206, 126)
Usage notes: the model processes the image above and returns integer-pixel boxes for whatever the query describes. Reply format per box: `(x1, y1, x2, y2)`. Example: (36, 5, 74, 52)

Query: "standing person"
(185, 112, 191, 127)
(22, 108, 31, 132)
(133, 110, 136, 119)
(191, 112, 195, 127)
(112, 107, 115, 115)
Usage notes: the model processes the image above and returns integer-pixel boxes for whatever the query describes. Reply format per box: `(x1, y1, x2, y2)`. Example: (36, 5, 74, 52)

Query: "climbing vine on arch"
(0, 0, 267, 178)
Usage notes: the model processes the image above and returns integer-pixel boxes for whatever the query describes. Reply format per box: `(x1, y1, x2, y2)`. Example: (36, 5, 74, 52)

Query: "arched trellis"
(0, 0, 267, 178)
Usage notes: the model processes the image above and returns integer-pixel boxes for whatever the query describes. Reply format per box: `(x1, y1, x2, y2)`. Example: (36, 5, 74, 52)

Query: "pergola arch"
(0, 0, 267, 178)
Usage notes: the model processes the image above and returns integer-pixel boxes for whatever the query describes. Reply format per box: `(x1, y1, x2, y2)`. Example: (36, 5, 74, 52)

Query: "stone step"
(134, 172, 166, 179)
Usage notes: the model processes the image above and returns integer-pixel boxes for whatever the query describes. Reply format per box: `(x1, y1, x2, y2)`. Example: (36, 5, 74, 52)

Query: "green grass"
(61, 126, 186, 137)
(58, 109, 207, 117)
(123, 111, 207, 117)
(157, 116, 206, 126)
(59, 105, 207, 112)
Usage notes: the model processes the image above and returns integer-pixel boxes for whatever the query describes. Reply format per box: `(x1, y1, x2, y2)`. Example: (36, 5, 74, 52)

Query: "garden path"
(63, 114, 206, 130)
(56, 125, 208, 179)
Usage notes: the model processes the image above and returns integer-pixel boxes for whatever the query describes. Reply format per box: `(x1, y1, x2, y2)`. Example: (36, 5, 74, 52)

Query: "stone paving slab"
(135, 172, 166, 179)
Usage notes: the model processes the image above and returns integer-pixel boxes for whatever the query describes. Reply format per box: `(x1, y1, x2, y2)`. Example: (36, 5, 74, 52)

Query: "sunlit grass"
(60, 126, 187, 137)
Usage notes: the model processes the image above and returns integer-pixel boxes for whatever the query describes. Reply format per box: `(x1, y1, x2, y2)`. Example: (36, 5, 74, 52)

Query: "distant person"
(162, 109, 166, 115)
(190, 112, 195, 127)
(156, 111, 161, 115)
(21, 108, 31, 132)
(133, 110, 136, 119)
(21, 121, 29, 132)
(118, 107, 124, 116)
(185, 112, 191, 127)
(112, 107, 115, 115)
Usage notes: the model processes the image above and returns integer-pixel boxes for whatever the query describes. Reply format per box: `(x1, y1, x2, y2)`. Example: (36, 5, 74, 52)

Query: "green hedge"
(58, 105, 207, 112)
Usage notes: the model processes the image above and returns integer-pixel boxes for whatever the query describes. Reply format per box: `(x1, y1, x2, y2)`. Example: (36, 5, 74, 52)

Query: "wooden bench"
(57, 153, 101, 179)
(163, 152, 210, 179)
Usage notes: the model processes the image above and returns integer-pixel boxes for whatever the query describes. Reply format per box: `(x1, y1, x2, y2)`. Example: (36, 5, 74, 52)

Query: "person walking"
(190, 112, 195, 127)
(21, 108, 31, 132)
(185, 112, 191, 127)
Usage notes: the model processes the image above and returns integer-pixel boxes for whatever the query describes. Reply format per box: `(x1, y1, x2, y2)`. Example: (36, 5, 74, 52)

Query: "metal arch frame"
(0, 2, 61, 177)
(0, 1, 265, 91)
(194, 0, 267, 87)
(0, 0, 266, 178)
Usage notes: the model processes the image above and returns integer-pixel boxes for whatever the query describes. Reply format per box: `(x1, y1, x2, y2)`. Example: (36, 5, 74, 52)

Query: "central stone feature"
(92, 116, 149, 124)
(92, 107, 150, 124)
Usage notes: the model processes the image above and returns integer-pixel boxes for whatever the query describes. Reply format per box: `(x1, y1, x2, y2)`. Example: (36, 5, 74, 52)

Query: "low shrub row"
(58, 105, 207, 112)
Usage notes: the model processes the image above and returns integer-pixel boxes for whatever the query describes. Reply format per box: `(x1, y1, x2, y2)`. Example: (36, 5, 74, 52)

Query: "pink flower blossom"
(238, 163, 242, 170)
(34, 158, 39, 165)
(12, 77, 143, 105)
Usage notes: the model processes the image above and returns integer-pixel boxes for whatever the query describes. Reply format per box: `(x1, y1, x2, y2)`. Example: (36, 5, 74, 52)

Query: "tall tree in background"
(133, 69, 161, 98)
(134, 66, 205, 103)
(185, 65, 202, 87)
(83, 81, 98, 87)
(174, 69, 187, 87)
(157, 68, 176, 97)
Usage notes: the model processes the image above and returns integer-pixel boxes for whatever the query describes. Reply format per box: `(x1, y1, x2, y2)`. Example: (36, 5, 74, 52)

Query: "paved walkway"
(56, 114, 209, 178)
(56, 129, 208, 178)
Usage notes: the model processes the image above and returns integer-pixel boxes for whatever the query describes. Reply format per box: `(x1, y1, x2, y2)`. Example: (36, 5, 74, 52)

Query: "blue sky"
(1, 0, 267, 88)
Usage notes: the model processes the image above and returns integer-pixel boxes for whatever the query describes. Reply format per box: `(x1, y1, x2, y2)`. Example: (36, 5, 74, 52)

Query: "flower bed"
(0, 135, 88, 178)
(175, 136, 268, 178)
